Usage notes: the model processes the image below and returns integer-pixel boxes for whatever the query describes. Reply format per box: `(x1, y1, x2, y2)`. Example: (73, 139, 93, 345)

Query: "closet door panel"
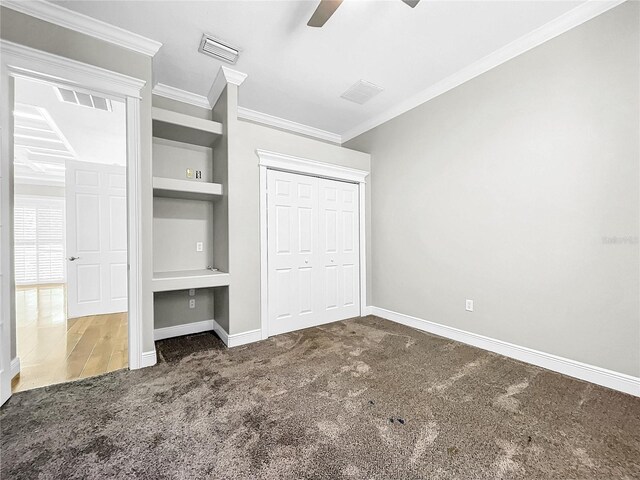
(267, 170, 320, 335)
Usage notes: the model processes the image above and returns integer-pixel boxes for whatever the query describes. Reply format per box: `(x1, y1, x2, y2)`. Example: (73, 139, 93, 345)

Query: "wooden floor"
(12, 284, 128, 393)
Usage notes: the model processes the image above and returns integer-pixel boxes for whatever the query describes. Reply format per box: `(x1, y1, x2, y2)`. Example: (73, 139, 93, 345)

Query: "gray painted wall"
(345, 2, 639, 376)
(154, 288, 214, 330)
(1, 7, 156, 356)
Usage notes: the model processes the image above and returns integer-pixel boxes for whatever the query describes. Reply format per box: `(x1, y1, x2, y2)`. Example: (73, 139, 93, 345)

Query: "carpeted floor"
(1, 316, 639, 479)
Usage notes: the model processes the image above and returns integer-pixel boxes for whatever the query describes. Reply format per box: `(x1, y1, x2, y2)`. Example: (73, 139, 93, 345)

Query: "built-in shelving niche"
(152, 106, 229, 336)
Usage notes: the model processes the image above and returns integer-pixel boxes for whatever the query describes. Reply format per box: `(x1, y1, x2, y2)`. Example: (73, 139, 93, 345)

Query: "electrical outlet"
(189, 298, 196, 309)
(196, 241, 203, 252)
(465, 299, 474, 312)
(188, 289, 195, 297)
(195, 170, 202, 179)
(186, 168, 194, 179)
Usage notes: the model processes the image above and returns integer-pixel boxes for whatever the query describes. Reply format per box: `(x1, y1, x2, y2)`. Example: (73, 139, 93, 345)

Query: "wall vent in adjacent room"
(198, 34, 240, 64)
(55, 87, 112, 111)
(340, 80, 384, 105)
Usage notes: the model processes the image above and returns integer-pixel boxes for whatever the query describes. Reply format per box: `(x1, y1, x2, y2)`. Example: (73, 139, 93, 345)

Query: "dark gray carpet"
(1, 316, 639, 479)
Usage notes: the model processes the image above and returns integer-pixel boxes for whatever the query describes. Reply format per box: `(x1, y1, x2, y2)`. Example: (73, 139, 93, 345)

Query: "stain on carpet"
(1, 316, 639, 479)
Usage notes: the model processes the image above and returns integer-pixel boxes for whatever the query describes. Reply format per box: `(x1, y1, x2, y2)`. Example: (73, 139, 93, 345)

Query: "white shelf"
(152, 269, 230, 292)
(152, 107, 222, 147)
(153, 177, 222, 200)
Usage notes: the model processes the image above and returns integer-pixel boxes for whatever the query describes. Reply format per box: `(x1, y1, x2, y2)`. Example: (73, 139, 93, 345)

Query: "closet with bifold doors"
(267, 169, 360, 336)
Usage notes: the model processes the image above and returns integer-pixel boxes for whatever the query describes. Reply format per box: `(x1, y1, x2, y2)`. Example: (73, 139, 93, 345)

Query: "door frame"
(257, 149, 368, 340)
(0, 40, 146, 405)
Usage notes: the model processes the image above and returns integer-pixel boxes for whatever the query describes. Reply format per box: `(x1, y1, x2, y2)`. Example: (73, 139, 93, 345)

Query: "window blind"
(14, 195, 65, 285)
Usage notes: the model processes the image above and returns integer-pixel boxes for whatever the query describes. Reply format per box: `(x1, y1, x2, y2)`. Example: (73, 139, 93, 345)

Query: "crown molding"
(238, 107, 342, 144)
(1, 0, 162, 57)
(208, 66, 248, 107)
(152, 83, 211, 110)
(150, 80, 340, 144)
(341, 0, 626, 142)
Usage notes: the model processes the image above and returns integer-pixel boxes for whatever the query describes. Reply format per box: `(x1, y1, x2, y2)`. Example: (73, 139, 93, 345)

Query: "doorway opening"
(12, 76, 128, 392)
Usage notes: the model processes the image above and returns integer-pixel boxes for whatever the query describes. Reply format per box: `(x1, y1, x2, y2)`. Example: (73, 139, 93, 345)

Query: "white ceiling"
(14, 76, 126, 184)
(54, 0, 586, 138)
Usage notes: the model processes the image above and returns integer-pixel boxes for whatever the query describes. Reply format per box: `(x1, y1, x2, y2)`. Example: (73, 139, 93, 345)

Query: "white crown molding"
(154, 319, 216, 341)
(238, 107, 342, 144)
(1, 0, 162, 57)
(151, 81, 341, 144)
(208, 65, 248, 107)
(341, 0, 626, 142)
(256, 149, 368, 183)
(152, 83, 211, 110)
(371, 306, 640, 397)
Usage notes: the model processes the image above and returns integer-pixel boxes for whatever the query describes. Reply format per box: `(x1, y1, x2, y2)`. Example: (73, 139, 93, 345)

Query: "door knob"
(304, 259, 309, 264)
(68, 256, 80, 261)
(331, 259, 335, 263)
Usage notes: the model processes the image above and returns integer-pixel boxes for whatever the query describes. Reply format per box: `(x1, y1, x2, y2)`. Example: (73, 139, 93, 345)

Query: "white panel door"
(66, 160, 127, 318)
(267, 170, 320, 336)
(267, 169, 359, 336)
(318, 178, 360, 322)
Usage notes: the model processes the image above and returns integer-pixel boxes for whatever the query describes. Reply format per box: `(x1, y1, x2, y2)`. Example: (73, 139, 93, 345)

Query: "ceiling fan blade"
(401, 0, 421, 7)
(307, 0, 343, 27)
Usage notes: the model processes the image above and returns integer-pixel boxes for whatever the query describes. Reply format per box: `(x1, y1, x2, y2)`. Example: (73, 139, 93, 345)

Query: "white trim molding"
(0, 40, 146, 99)
(341, 0, 626, 142)
(211, 319, 262, 348)
(371, 306, 640, 397)
(141, 350, 158, 368)
(211, 319, 229, 346)
(257, 149, 369, 343)
(151, 83, 342, 144)
(256, 149, 368, 184)
(0, 40, 147, 405)
(228, 329, 263, 348)
(208, 66, 247, 108)
(152, 83, 211, 110)
(238, 107, 341, 144)
(2, 0, 162, 57)
(154, 320, 215, 341)
(10, 357, 20, 379)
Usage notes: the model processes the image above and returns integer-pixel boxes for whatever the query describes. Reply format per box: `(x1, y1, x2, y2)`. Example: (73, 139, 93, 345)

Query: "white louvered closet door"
(267, 169, 360, 336)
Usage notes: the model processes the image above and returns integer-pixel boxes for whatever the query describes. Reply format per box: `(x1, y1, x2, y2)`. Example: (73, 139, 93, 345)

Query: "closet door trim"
(257, 149, 368, 341)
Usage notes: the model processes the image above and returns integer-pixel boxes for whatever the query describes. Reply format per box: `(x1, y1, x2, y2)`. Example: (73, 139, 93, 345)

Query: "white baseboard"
(154, 319, 215, 341)
(10, 357, 20, 379)
(211, 318, 262, 348)
(211, 318, 229, 346)
(361, 306, 373, 316)
(228, 328, 262, 347)
(141, 349, 157, 368)
(371, 306, 640, 397)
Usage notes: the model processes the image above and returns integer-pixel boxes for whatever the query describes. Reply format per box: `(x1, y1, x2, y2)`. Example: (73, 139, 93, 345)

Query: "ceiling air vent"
(198, 34, 240, 64)
(340, 80, 384, 105)
(55, 87, 112, 112)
